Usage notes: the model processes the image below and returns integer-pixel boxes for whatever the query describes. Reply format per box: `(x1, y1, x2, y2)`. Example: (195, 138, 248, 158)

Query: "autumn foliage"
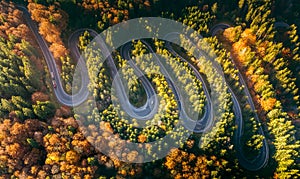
(80, 0, 129, 25)
(0, 0, 299, 178)
(164, 148, 228, 178)
(28, 2, 68, 68)
(0, 119, 46, 178)
(228, 28, 277, 114)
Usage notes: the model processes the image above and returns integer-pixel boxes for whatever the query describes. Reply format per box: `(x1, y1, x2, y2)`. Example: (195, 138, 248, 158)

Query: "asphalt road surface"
(19, 6, 269, 171)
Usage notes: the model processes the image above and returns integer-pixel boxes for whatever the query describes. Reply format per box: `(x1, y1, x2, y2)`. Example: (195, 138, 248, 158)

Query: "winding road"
(19, 5, 269, 172)
(18, 5, 89, 106)
(210, 24, 269, 170)
(19, 6, 159, 121)
(140, 40, 213, 132)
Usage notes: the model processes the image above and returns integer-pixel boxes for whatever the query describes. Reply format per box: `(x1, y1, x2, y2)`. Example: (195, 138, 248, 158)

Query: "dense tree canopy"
(0, 0, 299, 178)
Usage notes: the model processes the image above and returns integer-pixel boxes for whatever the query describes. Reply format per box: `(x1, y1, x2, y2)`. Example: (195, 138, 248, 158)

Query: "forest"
(0, 0, 299, 178)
